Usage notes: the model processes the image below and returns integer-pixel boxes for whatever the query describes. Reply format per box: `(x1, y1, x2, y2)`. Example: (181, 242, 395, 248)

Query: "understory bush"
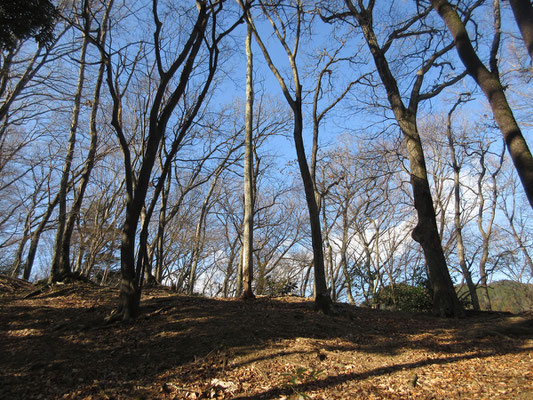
(374, 282, 432, 312)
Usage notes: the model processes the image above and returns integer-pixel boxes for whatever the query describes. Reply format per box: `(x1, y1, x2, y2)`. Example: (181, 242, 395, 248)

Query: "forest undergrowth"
(1, 275, 532, 399)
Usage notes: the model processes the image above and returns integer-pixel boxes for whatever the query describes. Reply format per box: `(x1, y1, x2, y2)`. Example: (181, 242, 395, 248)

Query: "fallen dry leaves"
(0, 275, 532, 399)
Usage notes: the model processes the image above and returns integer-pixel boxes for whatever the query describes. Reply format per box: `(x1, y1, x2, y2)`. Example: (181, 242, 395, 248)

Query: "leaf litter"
(1, 275, 532, 399)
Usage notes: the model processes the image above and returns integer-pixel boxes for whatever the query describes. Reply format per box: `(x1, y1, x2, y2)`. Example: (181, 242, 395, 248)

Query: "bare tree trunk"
(341, 0, 463, 316)
(188, 173, 220, 295)
(49, 9, 90, 283)
(446, 97, 480, 311)
(58, 3, 111, 281)
(239, 0, 332, 313)
(509, 0, 533, 60)
(154, 167, 171, 283)
(102, 2, 217, 320)
(340, 210, 356, 305)
(475, 147, 504, 311)
(241, 20, 255, 300)
(431, 0, 533, 208)
(23, 194, 60, 280)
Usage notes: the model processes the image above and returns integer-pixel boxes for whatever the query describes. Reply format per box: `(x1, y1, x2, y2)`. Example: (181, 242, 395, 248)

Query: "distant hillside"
(458, 280, 533, 313)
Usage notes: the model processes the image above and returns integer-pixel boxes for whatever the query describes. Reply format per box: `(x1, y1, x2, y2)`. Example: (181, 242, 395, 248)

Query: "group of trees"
(1, 0, 531, 319)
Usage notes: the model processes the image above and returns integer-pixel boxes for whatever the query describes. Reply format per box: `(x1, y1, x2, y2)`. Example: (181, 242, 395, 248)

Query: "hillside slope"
(1, 276, 532, 399)
(458, 280, 533, 313)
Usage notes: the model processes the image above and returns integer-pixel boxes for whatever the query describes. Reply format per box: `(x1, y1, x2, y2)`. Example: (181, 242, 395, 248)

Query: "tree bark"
(239, 0, 332, 313)
(49, 10, 90, 283)
(106, 2, 210, 320)
(509, 0, 533, 60)
(241, 20, 255, 300)
(431, 0, 533, 208)
(340, 208, 356, 305)
(57, 0, 111, 281)
(446, 98, 480, 311)
(344, 0, 463, 317)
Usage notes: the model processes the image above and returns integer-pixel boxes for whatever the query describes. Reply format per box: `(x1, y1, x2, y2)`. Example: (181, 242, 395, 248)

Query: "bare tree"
(322, 0, 465, 316)
(97, 0, 241, 320)
(445, 96, 480, 310)
(241, 6, 255, 299)
(237, 0, 332, 313)
(49, 0, 112, 283)
(430, 0, 533, 208)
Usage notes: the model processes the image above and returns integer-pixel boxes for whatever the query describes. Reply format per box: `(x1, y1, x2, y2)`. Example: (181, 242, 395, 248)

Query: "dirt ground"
(1, 275, 532, 399)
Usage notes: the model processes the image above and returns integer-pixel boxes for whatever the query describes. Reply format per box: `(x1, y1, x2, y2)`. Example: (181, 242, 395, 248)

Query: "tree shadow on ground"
(1, 282, 531, 399)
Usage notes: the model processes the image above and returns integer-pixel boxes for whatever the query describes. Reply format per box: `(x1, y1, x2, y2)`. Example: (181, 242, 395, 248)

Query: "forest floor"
(1, 275, 533, 400)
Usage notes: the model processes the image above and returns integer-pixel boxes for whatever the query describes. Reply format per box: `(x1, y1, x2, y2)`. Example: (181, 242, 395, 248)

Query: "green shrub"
(374, 283, 432, 312)
(264, 276, 298, 297)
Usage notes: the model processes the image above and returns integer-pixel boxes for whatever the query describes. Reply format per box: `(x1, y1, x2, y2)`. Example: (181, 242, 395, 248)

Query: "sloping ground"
(1, 276, 532, 400)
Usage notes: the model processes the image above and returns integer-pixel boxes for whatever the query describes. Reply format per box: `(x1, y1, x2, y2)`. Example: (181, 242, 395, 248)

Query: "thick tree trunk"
(509, 0, 533, 60)
(403, 117, 464, 317)
(431, 0, 533, 208)
(241, 21, 255, 300)
(293, 110, 332, 313)
(353, 9, 463, 317)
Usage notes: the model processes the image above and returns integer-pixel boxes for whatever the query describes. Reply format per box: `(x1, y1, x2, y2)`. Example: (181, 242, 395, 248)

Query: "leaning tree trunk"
(105, 3, 211, 320)
(401, 116, 464, 317)
(509, 0, 533, 60)
(431, 0, 533, 208)
(354, 11, 463, 317)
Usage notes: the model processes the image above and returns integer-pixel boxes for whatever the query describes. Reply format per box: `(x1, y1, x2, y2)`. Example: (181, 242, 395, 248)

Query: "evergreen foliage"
(0, 0, 58, 50)
(374, 283, 433, 313)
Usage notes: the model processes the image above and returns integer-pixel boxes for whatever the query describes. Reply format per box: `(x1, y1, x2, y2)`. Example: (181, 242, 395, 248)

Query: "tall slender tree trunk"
(446, 99, 480, 310)
(431, 0, 533, 208)
(11, 208, 32, 278)
(340, 209, 356, 305)
(49, 17, 90, 283)
(238, 0, 332, 313)
(23, 194, 60, 280)
(475, 148, 503, 311)
(188, 173, 220, 294)
(57, 2, 111, 280)
(241, 21, 255, 300)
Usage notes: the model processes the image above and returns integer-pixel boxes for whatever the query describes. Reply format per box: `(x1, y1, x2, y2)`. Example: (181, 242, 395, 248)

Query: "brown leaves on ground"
(1, 275, 532, 400)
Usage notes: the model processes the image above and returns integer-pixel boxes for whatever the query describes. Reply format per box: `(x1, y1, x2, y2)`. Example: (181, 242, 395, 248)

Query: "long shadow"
(1, 287, 530, 399)
(230, 347, 532, 400)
